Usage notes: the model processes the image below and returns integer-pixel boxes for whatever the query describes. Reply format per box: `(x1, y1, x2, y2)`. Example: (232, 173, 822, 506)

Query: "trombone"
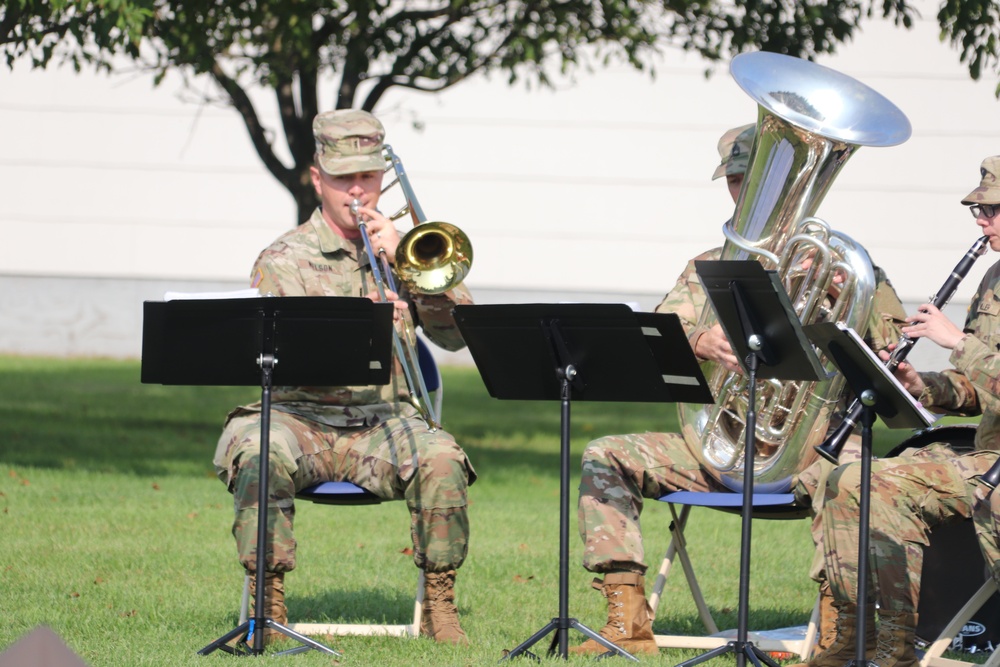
(351, 147, 474, 429)
(381, 145, 473, 295)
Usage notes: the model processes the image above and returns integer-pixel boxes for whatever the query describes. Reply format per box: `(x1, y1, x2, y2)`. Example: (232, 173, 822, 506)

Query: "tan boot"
(871, 611, 918, 667)
(812, 581, 837, 658)
(420, 570, 468, 645)
(568, 573, 658, 656)
(788, 600, 876, 667)
(247, 571, 287, 646)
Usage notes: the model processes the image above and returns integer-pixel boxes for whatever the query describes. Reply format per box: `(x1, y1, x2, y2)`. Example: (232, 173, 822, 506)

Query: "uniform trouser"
(577, 429, 863, 578)
(215, 410, 474, 574)
(823, 444, 998, 613)
(973, 488, 1000, 588)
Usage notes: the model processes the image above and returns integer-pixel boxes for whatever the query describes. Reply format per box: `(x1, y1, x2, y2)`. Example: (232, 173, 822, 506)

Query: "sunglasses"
(970, 203, 1000, 218)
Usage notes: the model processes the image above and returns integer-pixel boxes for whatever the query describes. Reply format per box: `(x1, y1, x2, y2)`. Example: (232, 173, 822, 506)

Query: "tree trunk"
(291, 169, 317, 225)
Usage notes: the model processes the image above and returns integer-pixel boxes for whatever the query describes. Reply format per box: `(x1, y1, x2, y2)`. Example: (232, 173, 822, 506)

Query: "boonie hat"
(961, 155, 1000, 205)
(313, 109, 386, 175)
(712, 123, 756, 181)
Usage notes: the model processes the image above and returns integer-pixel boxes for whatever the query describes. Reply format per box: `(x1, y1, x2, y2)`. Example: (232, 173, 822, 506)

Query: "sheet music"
(163, 288, 261, 301)
(835, 322, 937, 427)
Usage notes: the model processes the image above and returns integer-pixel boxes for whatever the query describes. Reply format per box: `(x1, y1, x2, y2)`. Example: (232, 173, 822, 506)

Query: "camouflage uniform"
(214, 208, 477, 575)
(973, 483, 1000, 588)
(577, 246, 908, 574)
(823, 258, 1000, 613)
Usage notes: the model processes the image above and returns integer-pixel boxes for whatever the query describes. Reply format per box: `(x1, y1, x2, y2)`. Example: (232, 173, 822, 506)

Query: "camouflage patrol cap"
(711, 123, 756, 181)
(961, 155, 1000, 205)
(313, 109, 386, 175)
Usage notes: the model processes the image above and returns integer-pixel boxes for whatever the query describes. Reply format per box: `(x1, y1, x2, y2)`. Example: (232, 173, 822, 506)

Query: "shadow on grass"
(0, 357, 916, 478)
(288, 587, 421, 626)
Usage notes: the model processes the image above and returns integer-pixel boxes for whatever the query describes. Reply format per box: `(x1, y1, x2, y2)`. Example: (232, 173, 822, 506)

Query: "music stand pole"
(503, 326, 638, 662)
(850, 392, 877, 667)
(198, 353, 340, 658)
(803, 321, 937, 667)
(143, 296, 393, 657)
(677, 337, 780, 667)
(451, 303, 713, 662)
(677, 261, 827, 667)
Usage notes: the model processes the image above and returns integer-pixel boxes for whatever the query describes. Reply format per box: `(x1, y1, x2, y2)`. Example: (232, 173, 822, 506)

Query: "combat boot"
(420, 570, 468, 645)
(247, 570, 287, 646)
(568, 572, 658, 656)
(812, 581, 837, 657)
(871, 611, 918, 667)
(788, 599, 876, 667)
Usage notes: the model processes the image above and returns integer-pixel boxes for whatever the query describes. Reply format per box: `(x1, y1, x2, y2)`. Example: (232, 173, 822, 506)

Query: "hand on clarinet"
(878, 346, 924, 398)
(901, 303, 966, 350)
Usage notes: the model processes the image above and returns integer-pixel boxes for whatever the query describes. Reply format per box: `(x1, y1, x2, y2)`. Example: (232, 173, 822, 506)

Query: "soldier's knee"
(582, 439, 614, 467)
(420, 439, 472, 484)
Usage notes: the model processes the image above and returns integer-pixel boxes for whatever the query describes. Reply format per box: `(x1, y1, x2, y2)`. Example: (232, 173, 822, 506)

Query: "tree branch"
(209, 60, 294, 189)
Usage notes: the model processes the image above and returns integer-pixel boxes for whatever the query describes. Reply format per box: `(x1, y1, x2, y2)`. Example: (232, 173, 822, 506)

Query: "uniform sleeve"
(918, 368, 981, 416)
(655, 253, 713, 353)
(409, 283, 474, 352)
(916, 331, 991, 417)
(863, 268, 908, 354)
(250, 245, 306, 297)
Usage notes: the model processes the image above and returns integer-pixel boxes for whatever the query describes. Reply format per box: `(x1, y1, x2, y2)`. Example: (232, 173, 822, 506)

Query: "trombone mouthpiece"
(350, 199, 361, 217)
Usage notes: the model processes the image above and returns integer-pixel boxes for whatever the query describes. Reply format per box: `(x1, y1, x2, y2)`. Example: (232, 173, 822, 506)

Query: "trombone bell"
(395, 221, 473, 295)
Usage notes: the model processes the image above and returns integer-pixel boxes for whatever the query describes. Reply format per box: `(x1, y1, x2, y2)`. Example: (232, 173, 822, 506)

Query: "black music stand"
(806, 321, 935, 667)
(452, 303, 713, 661)
(141, 296, 394, 657)
(679, 260, 825, 667)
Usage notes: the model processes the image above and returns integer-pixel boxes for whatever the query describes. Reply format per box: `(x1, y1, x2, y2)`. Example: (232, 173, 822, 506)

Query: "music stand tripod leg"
(501, 366, 638, 663)
(198, 354, 340, 658)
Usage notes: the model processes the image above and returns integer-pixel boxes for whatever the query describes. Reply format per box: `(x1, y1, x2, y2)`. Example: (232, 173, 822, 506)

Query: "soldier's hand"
(902, 303, 966, 350)
(879, 346, 924, 397)
(695, 324, 742, 373)
(355, 205, 400, 260)
(365, 288, 409, 321)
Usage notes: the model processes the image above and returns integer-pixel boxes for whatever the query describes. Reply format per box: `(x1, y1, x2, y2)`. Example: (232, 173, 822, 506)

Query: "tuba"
(678, 52, 911, 493)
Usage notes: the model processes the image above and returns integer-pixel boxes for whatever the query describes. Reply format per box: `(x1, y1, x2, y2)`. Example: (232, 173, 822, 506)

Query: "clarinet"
(982, 456, 1000, 491)
(815, 235, 990, 464)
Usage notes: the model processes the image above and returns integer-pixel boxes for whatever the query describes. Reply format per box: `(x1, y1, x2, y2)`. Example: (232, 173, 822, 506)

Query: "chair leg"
(800, 590, 821, 659)
(919, 578, 998, 667)
(648, 503, 690, 617)
(239, 573, 251, 625)
(411, 569, 426, 637)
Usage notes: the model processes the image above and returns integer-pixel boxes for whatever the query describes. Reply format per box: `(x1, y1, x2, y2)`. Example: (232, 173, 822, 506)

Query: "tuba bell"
(677, 52, 911, 493)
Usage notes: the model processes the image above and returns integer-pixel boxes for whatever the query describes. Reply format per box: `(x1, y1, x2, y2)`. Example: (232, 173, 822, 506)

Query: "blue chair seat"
(658, 491, 805, 519)
(296, 481, 382, 506)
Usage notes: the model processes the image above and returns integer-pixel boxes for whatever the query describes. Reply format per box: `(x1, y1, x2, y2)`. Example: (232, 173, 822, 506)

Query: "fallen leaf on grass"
(400, 547, 413, 556)
(513, 574, 535, 583)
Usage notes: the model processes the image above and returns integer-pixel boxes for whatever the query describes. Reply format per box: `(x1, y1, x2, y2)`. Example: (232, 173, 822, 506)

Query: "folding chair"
(647, 491, 819, 657)
(912, 514, 1000, 667)
(224, 327, 442, 638)
(882, 425, 1000, 667)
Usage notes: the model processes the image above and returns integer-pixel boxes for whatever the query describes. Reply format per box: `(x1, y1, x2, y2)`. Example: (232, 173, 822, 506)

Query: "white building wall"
(0, 0, 997, 370)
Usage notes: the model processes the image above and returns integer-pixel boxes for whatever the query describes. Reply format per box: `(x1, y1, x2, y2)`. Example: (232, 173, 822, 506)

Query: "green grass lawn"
(0, 356, 965, 666)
